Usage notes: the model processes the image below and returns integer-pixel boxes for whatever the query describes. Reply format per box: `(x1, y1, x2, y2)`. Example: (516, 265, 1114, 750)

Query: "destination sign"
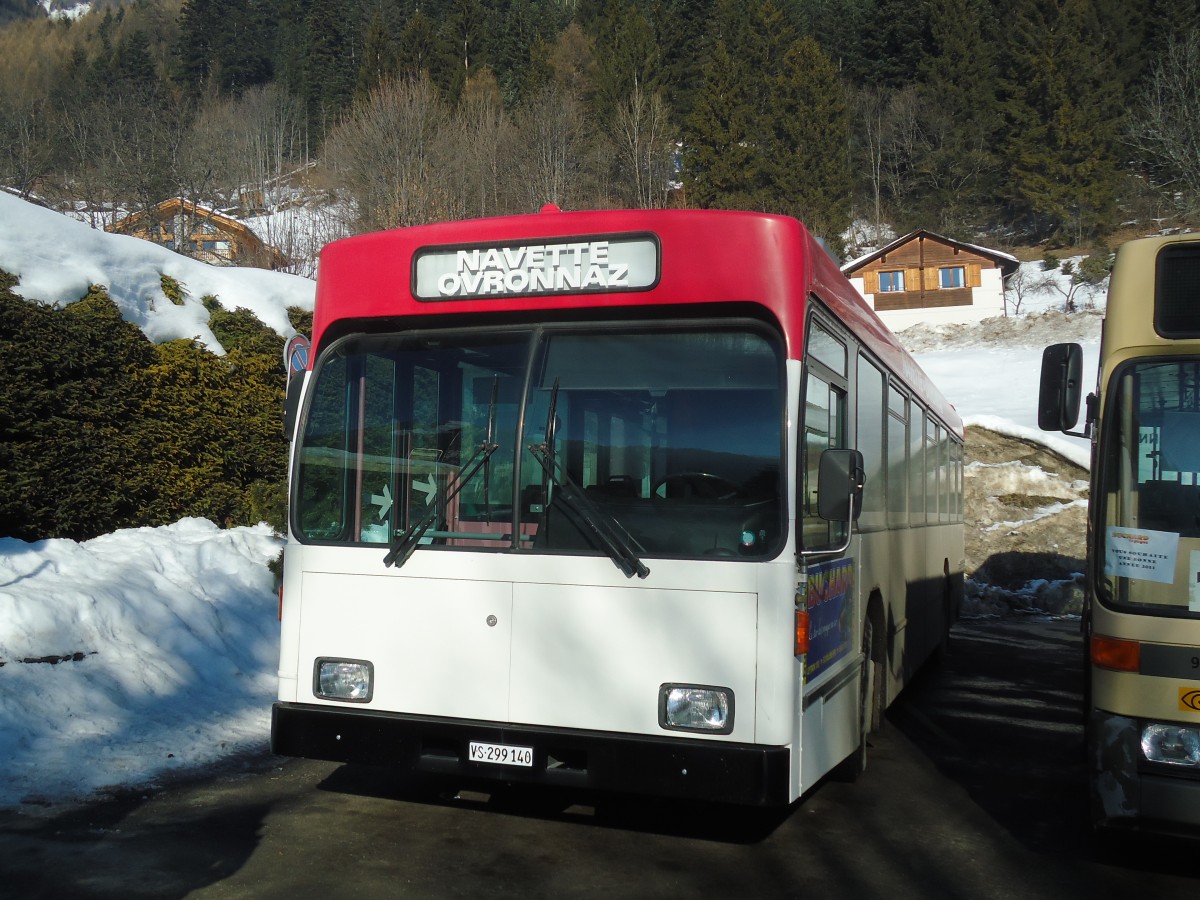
(413, 236, 659, 300)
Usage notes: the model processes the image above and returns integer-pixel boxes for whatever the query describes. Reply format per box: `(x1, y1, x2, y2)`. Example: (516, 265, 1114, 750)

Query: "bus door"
(796, 315, 864, 786)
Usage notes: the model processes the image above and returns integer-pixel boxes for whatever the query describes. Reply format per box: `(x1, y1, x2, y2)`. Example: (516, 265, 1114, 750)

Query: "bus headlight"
(1141, 723, 1200, 767)
(659, 684, 733, 734)
(314, 658, 374, 702)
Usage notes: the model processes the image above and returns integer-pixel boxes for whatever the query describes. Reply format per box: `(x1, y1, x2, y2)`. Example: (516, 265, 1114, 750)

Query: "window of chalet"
(939, 266, 965, 289)
(879, 270, 905, 292)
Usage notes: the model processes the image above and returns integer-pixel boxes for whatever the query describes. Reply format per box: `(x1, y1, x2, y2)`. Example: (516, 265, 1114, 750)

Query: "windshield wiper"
(385, 375, 503, 569)
(382, 439, 499, 568)
(527, 380, 650, 579)
(483, 375, 498, 524)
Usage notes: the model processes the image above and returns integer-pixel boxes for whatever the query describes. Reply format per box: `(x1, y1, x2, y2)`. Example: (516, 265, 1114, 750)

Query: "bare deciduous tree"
(93, 86, 190, 216)
(1020, 254, 1110, 314)
(852, 84, 924, 233)
(0, 92, 56, 199)
(450, 69, 513, 220)
(613, 82, 676, 209)
(1003, 267, 1036, 316)
(854, 86, 890, 238)
(511, 83, 592, 211)
(322, 76, 452, 231)
(1125, 30, 1200, 214)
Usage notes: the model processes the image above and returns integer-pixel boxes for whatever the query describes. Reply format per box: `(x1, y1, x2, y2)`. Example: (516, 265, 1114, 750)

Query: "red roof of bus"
(312, 207, 961, 436)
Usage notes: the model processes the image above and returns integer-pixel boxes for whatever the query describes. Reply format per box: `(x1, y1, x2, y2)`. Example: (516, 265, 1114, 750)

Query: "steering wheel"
(652, 472, 741, 501)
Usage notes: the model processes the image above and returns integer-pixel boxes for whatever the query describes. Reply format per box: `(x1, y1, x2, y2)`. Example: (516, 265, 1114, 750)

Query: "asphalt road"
(0, 616, 1197, 899)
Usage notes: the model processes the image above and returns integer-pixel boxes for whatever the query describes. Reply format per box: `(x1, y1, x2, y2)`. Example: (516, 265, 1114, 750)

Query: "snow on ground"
(0, 520, 282, 810)
(0, 196, 1105, 812)
(913, 336, 1098, 469)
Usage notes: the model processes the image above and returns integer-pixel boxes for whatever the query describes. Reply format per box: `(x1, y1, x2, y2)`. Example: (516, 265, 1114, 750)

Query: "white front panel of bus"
(294, 566, 760, 740)
(509, 583, 758, 737)
(298, 572, 514, 721)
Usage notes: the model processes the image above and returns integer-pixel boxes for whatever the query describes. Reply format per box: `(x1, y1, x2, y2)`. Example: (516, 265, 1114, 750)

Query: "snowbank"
(0, 192, 315, 354)
(0, 519, 282, 809)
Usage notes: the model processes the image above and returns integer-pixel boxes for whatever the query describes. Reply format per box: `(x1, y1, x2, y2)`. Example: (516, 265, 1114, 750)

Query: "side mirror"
(283, 375, 304, 439)
(1038, 343, 1083, 431)
(817, 448, 865, 522)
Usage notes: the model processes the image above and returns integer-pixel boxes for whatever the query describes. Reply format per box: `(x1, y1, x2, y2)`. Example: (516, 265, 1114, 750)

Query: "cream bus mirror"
(1038, 342, 1083, 432)
(817, 449, 865, 523)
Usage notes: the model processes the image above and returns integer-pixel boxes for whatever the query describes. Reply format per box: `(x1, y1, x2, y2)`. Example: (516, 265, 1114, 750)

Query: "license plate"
(468, 741, 534, 767)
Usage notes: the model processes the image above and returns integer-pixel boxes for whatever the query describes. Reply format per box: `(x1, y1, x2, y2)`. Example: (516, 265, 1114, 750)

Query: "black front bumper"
(272, 702, 791, 806)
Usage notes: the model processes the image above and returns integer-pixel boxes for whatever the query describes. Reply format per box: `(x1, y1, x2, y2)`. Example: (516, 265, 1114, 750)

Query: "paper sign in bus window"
(1105, 526, 1179, 584)
(1191, 550, 1200, 612)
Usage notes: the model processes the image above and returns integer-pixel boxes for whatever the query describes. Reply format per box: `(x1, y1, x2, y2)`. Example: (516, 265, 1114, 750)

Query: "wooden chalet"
(842, 230, 1019, 331)
(107, 197, 286, 269)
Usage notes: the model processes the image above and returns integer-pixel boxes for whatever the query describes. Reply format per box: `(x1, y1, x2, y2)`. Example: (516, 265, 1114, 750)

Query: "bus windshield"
(294, 322, 785, 561)
(1098, 356, 1200, 617)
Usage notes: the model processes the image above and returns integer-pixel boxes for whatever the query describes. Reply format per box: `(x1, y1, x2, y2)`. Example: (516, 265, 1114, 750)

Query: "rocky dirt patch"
(963, 425, 1089, 616)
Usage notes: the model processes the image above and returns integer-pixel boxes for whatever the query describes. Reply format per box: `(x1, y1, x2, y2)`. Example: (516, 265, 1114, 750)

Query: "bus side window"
(857, 357, 885, 531)
(802, 372, 847, 550)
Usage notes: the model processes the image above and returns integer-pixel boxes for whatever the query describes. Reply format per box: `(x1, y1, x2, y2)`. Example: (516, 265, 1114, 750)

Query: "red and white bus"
(271, 206, 964, 805)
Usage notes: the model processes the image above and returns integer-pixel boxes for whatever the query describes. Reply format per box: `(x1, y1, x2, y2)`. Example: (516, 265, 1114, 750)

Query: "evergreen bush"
(0, 271, 291, 542)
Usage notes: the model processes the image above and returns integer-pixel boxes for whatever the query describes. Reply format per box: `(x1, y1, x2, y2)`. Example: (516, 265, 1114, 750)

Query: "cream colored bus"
(1041, 234, 1200, 834)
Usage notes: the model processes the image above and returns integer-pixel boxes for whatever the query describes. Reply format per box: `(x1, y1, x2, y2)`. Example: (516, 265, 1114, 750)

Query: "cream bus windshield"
(1100, 358, 1200, 616)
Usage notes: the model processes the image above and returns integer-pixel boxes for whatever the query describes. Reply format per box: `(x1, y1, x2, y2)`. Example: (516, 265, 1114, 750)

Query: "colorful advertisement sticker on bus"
(804, 558, 855, 683)
(412, 236, 660, 300)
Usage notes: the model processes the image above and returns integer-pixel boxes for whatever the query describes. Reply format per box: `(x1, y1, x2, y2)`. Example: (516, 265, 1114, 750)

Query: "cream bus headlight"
(659, 684, 733, 734)
(314, 658, 374, 702)
(1141, 723, 1200, 767)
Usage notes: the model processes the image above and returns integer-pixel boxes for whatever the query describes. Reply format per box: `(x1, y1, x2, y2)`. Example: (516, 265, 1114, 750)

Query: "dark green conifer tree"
(355, 9, 399, 101)
(913, 0, 1002, 231)
(1095, 0, 1200, 105)
(396, 9, 440, 82)
(685, 0, 849, 239)
(0, 282, 153, 541)
(794, 0, 873, 79)
(273, 0, 312, 107)
(852, 0, 932, 88)
(492, 0, 539, 105)
(652, 0, 716, 127)
(589, 0, 661, 126)
(176, 0, 275, 95)
(771, 35, 852, 252)
(302, 0, 357, 135)
(1001, 0, 1122, 242)
(112, 29, 159, 90)
(682, 20, 760, 209)
(438, 0, 489, 100)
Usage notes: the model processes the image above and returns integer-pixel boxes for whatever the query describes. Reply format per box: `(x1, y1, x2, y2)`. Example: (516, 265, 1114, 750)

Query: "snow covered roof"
(842, 229, 1020, 277)
(108, 197, 288, 269)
